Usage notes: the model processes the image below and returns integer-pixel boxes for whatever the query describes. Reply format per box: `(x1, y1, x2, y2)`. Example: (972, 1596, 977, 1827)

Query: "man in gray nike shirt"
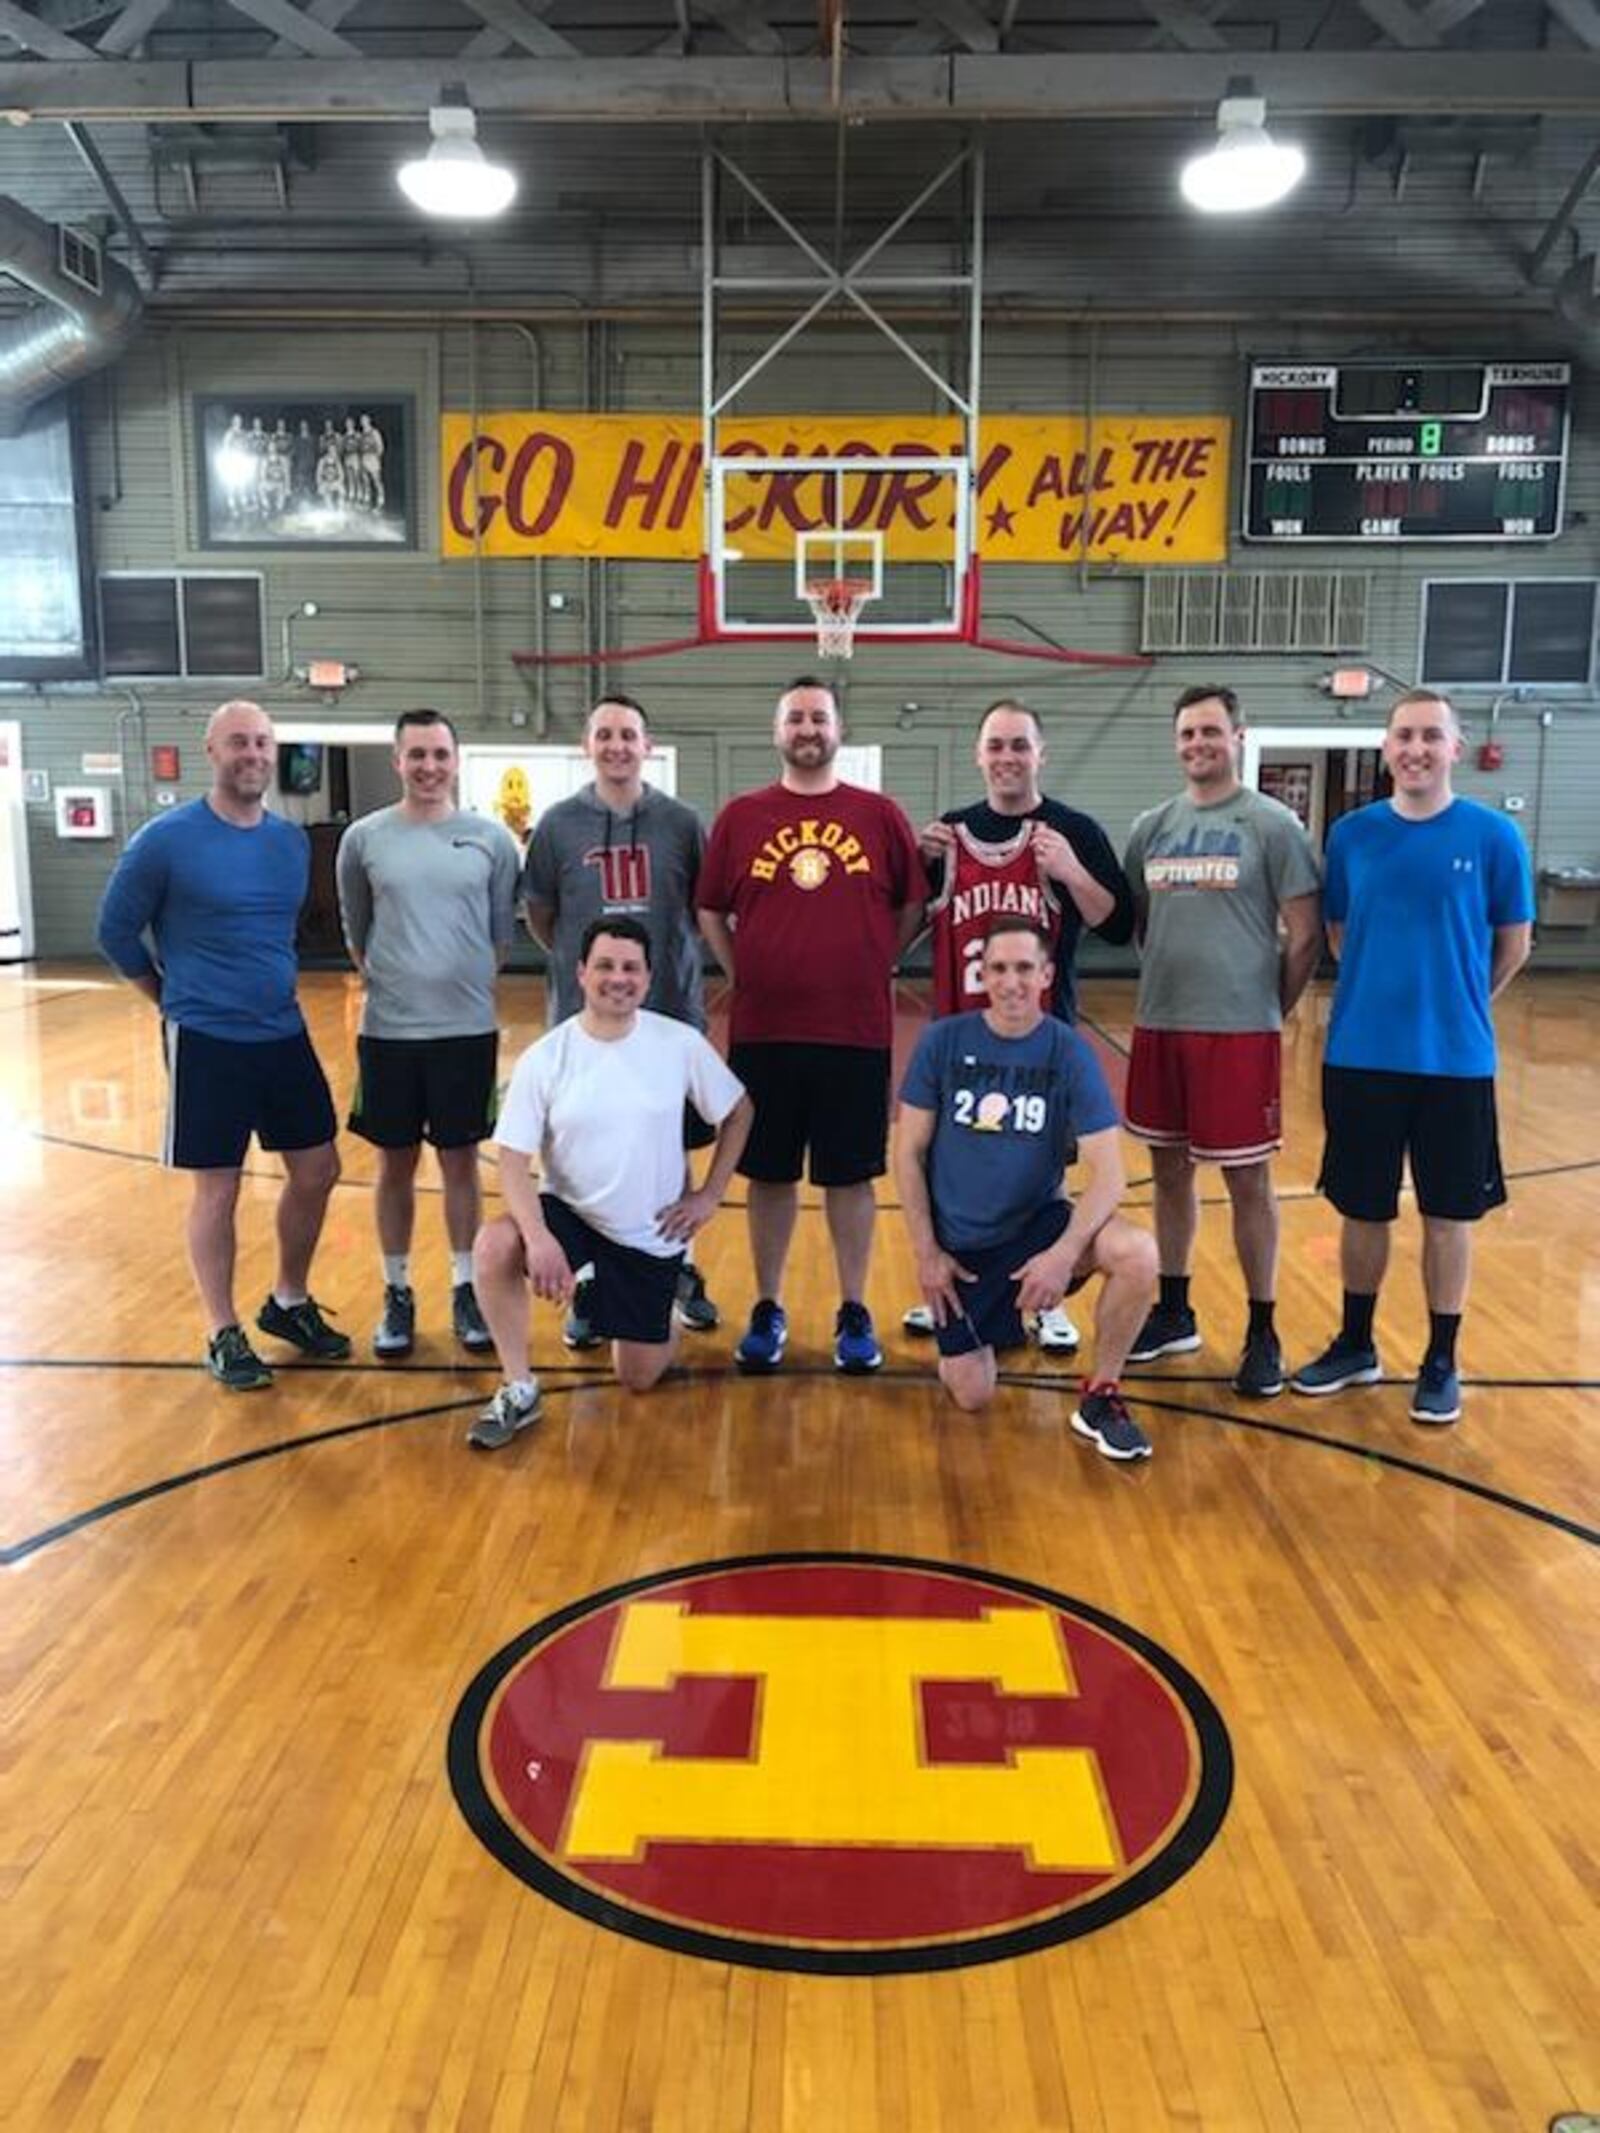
(520, 692, 720, 1341)
(337, 708, 521, 1358)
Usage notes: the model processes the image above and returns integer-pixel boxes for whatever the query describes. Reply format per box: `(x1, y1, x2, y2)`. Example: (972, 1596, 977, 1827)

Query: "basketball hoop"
(804, 577, 874, 660)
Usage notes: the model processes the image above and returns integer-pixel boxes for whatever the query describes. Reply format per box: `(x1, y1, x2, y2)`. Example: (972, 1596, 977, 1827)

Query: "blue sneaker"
(1291, 1334, 1381, 1396)
(735, 1298, 787, 1374)
(834, 1301, 883, 1374)
(1409, 1357, 1461, 1425)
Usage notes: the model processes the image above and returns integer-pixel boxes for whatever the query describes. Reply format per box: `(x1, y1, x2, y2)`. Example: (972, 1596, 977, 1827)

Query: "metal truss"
(701, 140, 983, 456)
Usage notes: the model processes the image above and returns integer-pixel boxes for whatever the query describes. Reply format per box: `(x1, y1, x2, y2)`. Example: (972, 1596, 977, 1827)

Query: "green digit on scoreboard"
(1420, 420, 1443, 456)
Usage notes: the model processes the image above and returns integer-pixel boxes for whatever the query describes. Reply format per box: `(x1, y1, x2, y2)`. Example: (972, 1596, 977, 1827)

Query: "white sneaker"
(902, 1303, 936, 1335)
(1036, 1304, 1081, 1353)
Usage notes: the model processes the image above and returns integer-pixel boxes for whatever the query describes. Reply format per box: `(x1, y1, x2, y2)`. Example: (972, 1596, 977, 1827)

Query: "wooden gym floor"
(2, 963, 1597, 2131)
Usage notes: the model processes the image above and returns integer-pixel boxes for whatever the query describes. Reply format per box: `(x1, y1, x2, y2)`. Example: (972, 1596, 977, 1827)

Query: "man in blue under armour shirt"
(97, 699, 351, 1390)
(1291, 688, 1534, 1426)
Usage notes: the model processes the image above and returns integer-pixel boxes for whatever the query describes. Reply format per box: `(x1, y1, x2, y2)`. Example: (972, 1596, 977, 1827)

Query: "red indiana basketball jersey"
(928, 823, 1061, 1015)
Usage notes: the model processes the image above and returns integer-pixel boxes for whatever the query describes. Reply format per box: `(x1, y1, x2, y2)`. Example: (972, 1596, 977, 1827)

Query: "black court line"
(26, 1123, 1600, 1207)
(4, 1366, 1596, 1568)
(0, 985, 101, 1016)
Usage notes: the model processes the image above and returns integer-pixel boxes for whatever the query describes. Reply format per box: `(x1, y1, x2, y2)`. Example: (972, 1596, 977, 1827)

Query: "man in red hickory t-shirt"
(698, 677, 927, 1377)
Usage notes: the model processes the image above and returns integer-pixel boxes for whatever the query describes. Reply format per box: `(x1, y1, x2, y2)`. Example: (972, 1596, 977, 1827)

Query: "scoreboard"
(1242, 359, 1569, 542)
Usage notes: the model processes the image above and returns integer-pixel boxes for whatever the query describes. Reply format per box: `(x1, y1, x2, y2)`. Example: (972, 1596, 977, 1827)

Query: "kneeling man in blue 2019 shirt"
(894, 917, 1158, 1459)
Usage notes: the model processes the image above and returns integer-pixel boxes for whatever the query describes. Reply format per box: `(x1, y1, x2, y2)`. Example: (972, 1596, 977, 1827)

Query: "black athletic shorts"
(539, 1194, 682, 1345)
(730, 1040, 890, 1187)
(164, 1024, 337, 1170)
(1319, 1064, 1507, 1223)
(933, 1202, 1093, 1359)
(348, 1032, 499, 1150)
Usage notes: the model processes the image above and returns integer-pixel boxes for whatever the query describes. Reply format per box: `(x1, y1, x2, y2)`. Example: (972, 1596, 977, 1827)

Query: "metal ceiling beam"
(63, 115, 159, 282)
(457, 0, 579, 60)
(0, 0, 95, 59)
(8, 51, 1600, 121)
(1546, 0, 1600, 48)
(1139, 0, 1228, 52)
(221, 0, 361, 59)
(97, 0, 173, 57)
(692, 0, 785, 56)
(269, 0, 358, 59)
(909, 0, 1000, 53)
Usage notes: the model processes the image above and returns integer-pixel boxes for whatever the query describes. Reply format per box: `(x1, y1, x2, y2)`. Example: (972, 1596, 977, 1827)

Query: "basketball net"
(803, 577, 874, 660)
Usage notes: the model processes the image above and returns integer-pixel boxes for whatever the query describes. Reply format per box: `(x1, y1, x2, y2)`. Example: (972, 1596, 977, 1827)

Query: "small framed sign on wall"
(55, 787, 113, 839)
(196, 395, 415, 550)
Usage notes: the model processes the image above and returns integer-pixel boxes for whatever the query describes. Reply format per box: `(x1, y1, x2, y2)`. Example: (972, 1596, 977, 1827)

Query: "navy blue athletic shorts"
(933, 1201, 1092, 1359)
(539, 1194, 683, 1345)
(164, 1024, 337, 1170)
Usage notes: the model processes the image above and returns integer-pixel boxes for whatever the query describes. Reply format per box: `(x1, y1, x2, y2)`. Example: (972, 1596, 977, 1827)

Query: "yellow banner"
(440, 412, 1230, 564)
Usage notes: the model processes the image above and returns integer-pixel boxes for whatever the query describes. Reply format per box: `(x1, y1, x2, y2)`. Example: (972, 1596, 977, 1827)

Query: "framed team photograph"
(195, 394, 416, 549)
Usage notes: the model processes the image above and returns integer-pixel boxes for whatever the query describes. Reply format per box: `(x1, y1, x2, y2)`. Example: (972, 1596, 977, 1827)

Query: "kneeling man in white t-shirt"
(469, 917, 751, 1448)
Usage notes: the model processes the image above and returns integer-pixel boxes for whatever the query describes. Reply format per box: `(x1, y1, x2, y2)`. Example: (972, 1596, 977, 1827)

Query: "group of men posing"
(97, 673, 1534, 1462)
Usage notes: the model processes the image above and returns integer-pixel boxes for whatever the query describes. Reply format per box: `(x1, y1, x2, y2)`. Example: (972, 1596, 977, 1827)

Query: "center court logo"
(448, 1553, 1232, 1974)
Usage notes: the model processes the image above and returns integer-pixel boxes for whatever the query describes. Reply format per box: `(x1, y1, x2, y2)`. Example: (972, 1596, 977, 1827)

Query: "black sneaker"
(1126, 1302, 1201, 1364)
(562, 1278, 604, 1352)
(257, 1293, 352, 1360)
(206, 1323, 273, 1391)
(674, 1264, 720, 1333)
(1071, 1387, 1152, 1462)
(373, 1284, 415, 1358)
(1234, 1329, 1284, 1398)
(1291, 1334, 1382, 1396)
(466, 1380, 542, 1450)
(452, 1281, 495, 1354)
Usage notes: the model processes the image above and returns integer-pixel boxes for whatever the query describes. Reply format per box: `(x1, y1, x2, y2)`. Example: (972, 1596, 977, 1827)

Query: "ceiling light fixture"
(1180, 86, 1306, 215)
(397, 101, 516, 220)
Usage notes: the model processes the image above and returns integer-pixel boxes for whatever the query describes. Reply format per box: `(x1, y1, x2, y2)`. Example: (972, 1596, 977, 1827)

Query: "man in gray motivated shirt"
(1122, 684, 1322, 1400)
(521, 692, 720, 1343)
(337, 708, 521, 1357)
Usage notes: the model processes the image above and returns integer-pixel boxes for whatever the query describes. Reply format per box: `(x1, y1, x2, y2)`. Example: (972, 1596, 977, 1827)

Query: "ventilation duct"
(1552, 250, 1600, 366)
(0, 196, 143, 435)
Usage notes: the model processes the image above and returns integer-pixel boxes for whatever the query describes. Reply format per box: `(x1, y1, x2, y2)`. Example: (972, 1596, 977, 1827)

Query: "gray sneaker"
(674, 1264, 720, 1333)
(562, 1278, 603, 1352)
(452, 1281, 495, 1354)
(374, 1284, 416, 1358)
(207, 1324, 273, 1391)
(467, 1380, 542, 1450)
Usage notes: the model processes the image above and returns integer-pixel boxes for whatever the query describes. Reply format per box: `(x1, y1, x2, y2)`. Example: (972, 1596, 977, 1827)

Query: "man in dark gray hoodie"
(521, 693, 720, 1344)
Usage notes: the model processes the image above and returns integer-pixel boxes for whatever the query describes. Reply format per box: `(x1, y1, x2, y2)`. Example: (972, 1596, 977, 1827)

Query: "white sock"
(510, 1376, 537, 1403)
(451, 1251, 474, 1287)
(273, 1289, 308, 1308)
(383, 1254, 410, 1288)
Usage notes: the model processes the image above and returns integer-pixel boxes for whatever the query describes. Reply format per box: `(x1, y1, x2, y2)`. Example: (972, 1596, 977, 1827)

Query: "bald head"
(206, 698, 273, 745)
(205, 699, 276, 819)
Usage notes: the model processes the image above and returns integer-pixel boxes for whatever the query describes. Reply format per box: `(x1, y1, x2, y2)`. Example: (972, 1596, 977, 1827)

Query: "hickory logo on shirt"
(748, 817, 873, 884)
